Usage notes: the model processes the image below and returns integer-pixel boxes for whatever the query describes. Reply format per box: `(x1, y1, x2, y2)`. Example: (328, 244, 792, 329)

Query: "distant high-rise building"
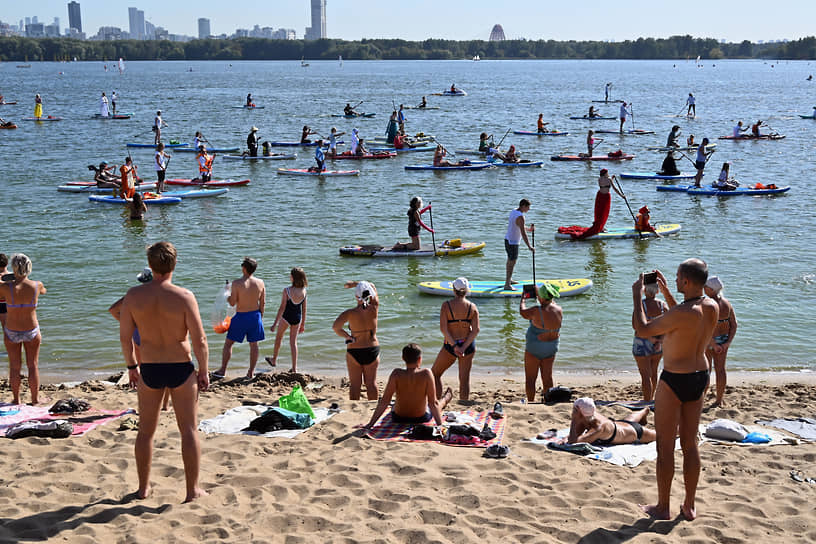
(68, 2, 82, 33)
(25, 17, 31, 26)
(304, 0, 326, 40)
(128, 7, 145, 40)
(489, 24, 506, 41)
(32, 16, 39, 25)
(198, 18, 211, 39)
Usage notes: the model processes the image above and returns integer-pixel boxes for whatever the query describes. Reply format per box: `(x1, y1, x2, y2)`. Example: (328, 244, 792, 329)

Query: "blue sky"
(4, 0, 814, 42)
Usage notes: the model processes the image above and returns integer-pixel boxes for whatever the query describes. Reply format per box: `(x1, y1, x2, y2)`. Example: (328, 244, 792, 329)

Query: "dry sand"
(0, 371, 814, 543)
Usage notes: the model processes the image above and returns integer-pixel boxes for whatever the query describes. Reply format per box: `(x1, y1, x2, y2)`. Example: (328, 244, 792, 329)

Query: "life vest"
(198, 153, 213, 173)
(635, 213, 651, 231)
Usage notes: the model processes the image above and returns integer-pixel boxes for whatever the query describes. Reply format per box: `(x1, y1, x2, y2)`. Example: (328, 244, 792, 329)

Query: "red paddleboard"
(551, 154, 635, 161)
(329, 152, 396, 160)
(165, 178, 250, 187)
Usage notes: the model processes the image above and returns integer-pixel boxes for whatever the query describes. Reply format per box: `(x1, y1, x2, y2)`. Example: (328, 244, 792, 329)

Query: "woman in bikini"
(431, 277, 480, 401)
(333, 280, 380, 400)
(393, 196, 433, 251)
(704, 276, 737, 407)
(266, 268, 307, 372)
(520, 282, 562, 402)
(565, 397, 656, 446)
(0, 254, 47, 405)
(632, 279, 670, 400)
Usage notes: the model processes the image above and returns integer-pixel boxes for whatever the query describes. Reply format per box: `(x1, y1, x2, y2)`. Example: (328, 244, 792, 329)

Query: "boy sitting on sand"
(363, 343, 452, 429)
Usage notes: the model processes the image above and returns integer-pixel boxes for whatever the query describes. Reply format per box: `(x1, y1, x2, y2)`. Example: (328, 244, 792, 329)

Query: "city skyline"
(0, 0, 814, 42)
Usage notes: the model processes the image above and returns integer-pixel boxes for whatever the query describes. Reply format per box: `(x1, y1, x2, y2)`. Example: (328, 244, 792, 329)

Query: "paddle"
(612, 175, 643, 239)
(428, 202, 437, 256)
(630, 103, 636, 130)
(590, 137, 604, 154)
(531, 224, 536, 284)
(433, 137, 455, 158)
(495, 128, 512, 151)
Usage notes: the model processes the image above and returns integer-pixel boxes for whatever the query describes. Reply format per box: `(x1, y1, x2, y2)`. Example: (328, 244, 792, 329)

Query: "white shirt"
(111, 92, 117, 102)
(154, 115, 162, 128)
(350, 131, 359, 154)
(733, 124, 742, 137)
(619, 104, 628, 119)
(154, 151, 166, 171)
(194, 136, 204, 149)
(505, 209, 524, 244)
(329, 133, 338, 150)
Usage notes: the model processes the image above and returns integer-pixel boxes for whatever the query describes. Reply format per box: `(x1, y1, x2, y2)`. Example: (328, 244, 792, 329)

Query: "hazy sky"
(5, 0, 814, 42)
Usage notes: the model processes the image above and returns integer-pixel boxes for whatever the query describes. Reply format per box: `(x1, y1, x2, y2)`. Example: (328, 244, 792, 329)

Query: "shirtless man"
(118, 241, 209, 503)
(363, 343, 452, 429)
(563, 397, 656, 445)
(632, 259, 718, 521)
(215, 257, 265, 379)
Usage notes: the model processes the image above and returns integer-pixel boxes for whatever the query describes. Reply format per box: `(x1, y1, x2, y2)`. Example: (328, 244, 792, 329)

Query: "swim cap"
(538, 282, 561, 300)
(574, 398, 595, 417)
(705, 275, 723, 293)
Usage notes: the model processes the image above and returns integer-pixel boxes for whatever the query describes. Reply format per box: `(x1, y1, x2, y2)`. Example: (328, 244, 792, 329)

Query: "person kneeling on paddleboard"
(634, 206, 660, 237)
(658, 152, 680, 176)
(309, 141, 326, 172)
(393, 196, 434, 251)
(195, 146, 214, 182)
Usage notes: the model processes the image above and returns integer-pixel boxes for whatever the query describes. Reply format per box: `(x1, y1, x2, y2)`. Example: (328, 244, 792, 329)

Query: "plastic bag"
(212, 280, 235, 334)
(278, 385, 315, 418)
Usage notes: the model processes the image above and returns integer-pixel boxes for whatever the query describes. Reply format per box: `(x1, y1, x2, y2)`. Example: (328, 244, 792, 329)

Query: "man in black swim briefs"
(632, 259, 718, 521)
(119, 241, 210, 503)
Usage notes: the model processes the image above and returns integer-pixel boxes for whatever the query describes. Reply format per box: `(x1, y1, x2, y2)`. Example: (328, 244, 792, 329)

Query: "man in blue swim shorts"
(215, 257, 266, 379)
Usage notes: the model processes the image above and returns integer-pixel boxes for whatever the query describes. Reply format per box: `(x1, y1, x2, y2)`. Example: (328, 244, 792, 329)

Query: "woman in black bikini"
(565, 397, 656, 446)
(704, 276, 737, 407)
(431, 277, 480, 401)
(266, 268, 307, 372)
(333, 280, 380, 400)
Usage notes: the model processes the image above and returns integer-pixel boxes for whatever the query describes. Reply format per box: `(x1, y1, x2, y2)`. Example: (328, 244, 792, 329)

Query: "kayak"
(658, 185, 791, 196)
(330, 113, 376, 118)
(370, 145, 436, 153)
(89, 195, 181, 205)
(418, 279, 593, 298)
(619, 172, 697, 180)
(555, 224, 682, 240)
(159, 188, 229, 198)
(174, 146, 240, 153)
(646, 144, 716, 152)
(58, 183, 157, 193)
(232, 105, 265, 109)
(0, 124, 17, 129)
(165, 178, 250, 187)
(489, 160, 544, 167)
(222, 153, 297, 160)
(92, 113, 133, 119)
(277, 168, 360, 177)
(126, 142, 189, 148)
(594, 129, 656, 135)
(569, 116, 616, 120)
(718, 134, 785, 140)
(404, 163, 492, 171)
(267, 141, 342, 147)
(22, 116, 62, 121)
(339, 241, 485, 258)
(329, 152, 396, 160)
(513, 130, 570, 136)
(551, 154, 635, 161)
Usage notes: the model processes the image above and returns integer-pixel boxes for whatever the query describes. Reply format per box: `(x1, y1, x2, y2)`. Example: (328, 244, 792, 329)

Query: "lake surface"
(0, 59, 813, 381)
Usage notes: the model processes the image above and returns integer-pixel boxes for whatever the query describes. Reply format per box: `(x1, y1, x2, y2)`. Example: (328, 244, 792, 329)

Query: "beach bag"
(244, 407, 313, 433)
(49, 398, 90, 414)
(278, 385, 316, 419)
(544, 386, 573, 403)
(705, 419, 748, 441)
(6, 419, 73, 439)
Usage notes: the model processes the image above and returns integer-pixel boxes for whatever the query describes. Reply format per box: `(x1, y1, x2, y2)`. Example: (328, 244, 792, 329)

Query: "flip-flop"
(484, 444, 509, 458)
(211, 371, 225, 380)
(490, 402, 504, 419)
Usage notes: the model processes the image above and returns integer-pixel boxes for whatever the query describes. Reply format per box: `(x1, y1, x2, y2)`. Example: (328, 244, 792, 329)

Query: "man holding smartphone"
(632, 259, 718, 521)
(503, 199, 534, 291)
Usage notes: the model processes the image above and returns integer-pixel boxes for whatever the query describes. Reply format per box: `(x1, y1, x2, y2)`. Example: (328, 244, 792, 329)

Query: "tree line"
(1, 35, 814, 62)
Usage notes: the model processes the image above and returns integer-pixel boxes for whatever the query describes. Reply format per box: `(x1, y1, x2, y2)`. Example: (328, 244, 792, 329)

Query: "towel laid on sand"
(527, 429, 681, 468)
(756, 417, 816, 441)
(0, 403, 134, 437)
(595, 400, 654, 411)
(366, 409, 505, 448)
(199, 406, 335, 438)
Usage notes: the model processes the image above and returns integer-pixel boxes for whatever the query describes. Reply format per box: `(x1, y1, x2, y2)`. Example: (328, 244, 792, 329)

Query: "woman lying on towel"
(559, 397, 656, 446)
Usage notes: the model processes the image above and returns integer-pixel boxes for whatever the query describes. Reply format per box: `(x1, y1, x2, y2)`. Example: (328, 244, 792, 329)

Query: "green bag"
(278, 385, 315, 419)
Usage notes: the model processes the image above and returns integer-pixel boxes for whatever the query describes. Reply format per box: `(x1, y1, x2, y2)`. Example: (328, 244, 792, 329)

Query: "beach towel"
(698, 424, 795, 446)
(365, 410, 505, 448)
(0, 403, 134, 437)
(527, 428, 681, 468)
(595, 400, 655, 411)
(199, 406, 335, 438)
(756, 417, 816, 441)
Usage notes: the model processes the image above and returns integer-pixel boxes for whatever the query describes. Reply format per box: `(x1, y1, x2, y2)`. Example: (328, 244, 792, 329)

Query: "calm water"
(0, 59, 813, 381)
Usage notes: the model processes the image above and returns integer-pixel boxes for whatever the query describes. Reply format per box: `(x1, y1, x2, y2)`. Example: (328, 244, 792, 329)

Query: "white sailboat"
(301, 56, 309, 67)
(118, 57, 125, 74)
(339, 55, 343, 67)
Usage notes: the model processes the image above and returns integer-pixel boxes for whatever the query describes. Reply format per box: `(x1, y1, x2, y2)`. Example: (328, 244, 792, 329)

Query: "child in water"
(127, 192, 147, 220)
(266, 268, 307, 372)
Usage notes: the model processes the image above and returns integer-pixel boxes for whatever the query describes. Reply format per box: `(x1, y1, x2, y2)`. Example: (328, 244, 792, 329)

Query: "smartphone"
(1, 273, 14, 282)
(644, 272, 658, 285)
(522, 284, 537, 299)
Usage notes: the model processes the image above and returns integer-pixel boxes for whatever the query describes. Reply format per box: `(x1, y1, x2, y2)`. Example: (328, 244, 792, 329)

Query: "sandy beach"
(0, 371, 814, 543)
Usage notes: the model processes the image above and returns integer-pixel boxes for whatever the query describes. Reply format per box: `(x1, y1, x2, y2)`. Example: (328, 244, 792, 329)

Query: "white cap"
(452, 277, 470, 292)
(574, 397, 595, 417)
(355, 281, 374, 300)
(705, 275, 723, 293)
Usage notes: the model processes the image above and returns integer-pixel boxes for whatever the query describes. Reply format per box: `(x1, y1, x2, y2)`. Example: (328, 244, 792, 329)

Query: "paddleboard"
(339, 241, 485, 257)
(370, 146, 436, 153)
(165, 178, 250, 187)
(277, 168, 360, 177)
(222, 153, 297, 160)
(404, 163, 492, 171)
(330, 113, 376, 118)
(22, 116, 62, 121)
(440, 90, 467, 96)
(126, 142, 189, 148)
(0, 102, 18, 105)
(551, 154, 635, 161)
(591, 100, 624, 103)
(329, 152, 396, 160)
(594, 129, 656, 135)
(0, 124, 18, 129)
(418, 279, 593, 298)
(646, 144, 716, 152)
(620, 172, 697, 180)
(58, 183, 157, 193)
(404, 106, 441, 110)
(89, 195, 181, 205)
(513, 130, 570, 136)
(717, 134, 785, 140)
(160, 188, 229, 198)
(555, 223, 682, 240)
(267, 141, 342, 147)
(798, 115, 816, 119)
(174, 146, 240, 153)
(569, 116, 616, 120)
(687, 186, 790, 196)
(656, 185, 694, 193)
(92, 113, 133, 119)
(454, 150, 487, 156)
(232, 105, 265, 109)
(489, 160, 544, 167)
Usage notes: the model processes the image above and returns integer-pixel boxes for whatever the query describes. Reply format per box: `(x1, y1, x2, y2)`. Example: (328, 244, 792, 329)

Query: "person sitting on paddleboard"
(393, 131, 406, 150)
(658, 152, 680, 176)
(90, 161, 120, 188)
(450, 83, 457, 93)
(667, 125, 681, 148)
(588, 106, 597, 118)
(432, 145, 468, 167)
(261, 141, 272, 156)
(356, 138, 369, 157)
(119, 157, 138, 199)
(246, 93, 253, 107)
(310, 141, 326, 172)
(713, 162, 738, 190)
(732, 121, 748, 138)
(195, 146, 214, 182)
(393, 196, 433, 251)
(634, 205, 660, 237)
(537, 114, 549, 133)
(751, 120, 762, 137)
(418, 96, 427, 108)
(503, 145, 520, 164)
(301, 125, 316, 144)
(246, 126, 260, 157)
(687, 134, 695, 147)
(344, 103, 358, 116)
(693, 138, 715, 188)
(328, 127, 345, 156)
(478, 132, 492, 152)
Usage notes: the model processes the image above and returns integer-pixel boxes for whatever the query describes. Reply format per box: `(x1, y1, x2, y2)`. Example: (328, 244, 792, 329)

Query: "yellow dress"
(34, 102, 42, 118)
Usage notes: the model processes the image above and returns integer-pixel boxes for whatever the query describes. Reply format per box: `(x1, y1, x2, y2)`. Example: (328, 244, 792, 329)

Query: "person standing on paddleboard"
(99, 92, 109, 118)
(154, 143, 170, 193)
(246, 93, 253, 107)
(619, 102, 632, 134)
(686, 93, 696, 117)
(397, 105, 406, 134)
(328, 127, 345, 157)
(246, 126, 260, 157)
(120, 156, 138, 199)
(34, 94, 43, 119)
(153, 111, 168, 145)
(196, 146, 214, 182)
(503, 199, 534, 291)
(111, 91, 118, 115)
(311, 141, 326, 172)
(605, 82, 612, 102)
(693, 138, 715, 188)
